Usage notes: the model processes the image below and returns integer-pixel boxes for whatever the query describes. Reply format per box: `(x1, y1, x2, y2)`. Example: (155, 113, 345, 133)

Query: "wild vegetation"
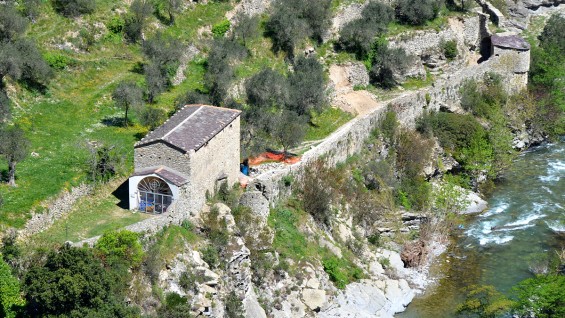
(0, 1, 564, 317)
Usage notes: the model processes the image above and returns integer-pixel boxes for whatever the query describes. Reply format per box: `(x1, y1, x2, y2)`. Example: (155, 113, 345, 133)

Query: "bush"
(107, 16, 125, 34)
(212, 19, 231, 38)
(225, 291, 244, 318)
(442, 39, 458, 60)
(95, 230, 144, 268)
(138, 106, 166, 130)
(43, 52, 75, 70)
(23, 245, 138, 317)
(201, 245, 220, 269)
(395, 0, 444, 26)
(513, 274, 565, 318)
(52, 0, 96, 17)
(322, 256, 363, 289)
(301, 160, 332, 227)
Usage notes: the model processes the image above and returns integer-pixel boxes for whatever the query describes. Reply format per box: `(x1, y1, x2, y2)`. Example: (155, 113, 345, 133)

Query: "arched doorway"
(137, 176, 173, 214)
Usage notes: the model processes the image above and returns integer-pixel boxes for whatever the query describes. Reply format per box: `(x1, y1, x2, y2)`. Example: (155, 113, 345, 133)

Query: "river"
(398, 140, 565, 317)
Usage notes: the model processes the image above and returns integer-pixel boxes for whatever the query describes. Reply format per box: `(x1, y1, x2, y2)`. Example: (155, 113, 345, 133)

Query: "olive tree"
(288, 55, 327, 116)
(124, 0, 153, 42)
(52, 0, 96, 18)
(395, 0, 444, 26)
(339, 1, 394, 57)
(0, 5, 28, 42)
(0, 126, 30, 187)
(112, 81, 143, 126)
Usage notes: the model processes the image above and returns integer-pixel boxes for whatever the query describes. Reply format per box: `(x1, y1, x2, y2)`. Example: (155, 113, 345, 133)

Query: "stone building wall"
(134, 143, 191, 177)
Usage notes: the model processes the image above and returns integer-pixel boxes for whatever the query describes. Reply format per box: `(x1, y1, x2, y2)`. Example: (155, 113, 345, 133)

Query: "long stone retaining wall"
(249, 46, 529, 205)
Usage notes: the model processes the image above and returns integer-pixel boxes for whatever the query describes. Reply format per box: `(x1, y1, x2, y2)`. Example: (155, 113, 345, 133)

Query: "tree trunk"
(169, 12, 175, 25)
(8, 160, 17, 187)
(124, 105, 129, 127)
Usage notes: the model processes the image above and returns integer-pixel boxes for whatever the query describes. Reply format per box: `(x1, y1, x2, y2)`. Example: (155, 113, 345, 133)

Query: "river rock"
(461, 190, 488, 214)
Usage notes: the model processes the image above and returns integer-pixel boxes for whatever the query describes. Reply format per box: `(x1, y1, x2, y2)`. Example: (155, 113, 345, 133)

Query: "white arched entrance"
(129, 173, 180, 214)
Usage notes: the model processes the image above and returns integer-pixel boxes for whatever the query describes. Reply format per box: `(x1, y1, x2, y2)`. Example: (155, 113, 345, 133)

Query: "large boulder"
(400, 240, 428, 268)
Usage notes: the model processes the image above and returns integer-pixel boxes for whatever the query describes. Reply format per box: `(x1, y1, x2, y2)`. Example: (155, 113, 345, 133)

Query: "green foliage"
(301, 160, 332, 227)
(112, 81, 143, 126)
(442, 39, 458, 60)
(138, 106, 166, 130)
(288, 55, 327, 116)
(212, 19, 231, 38)
(43, 52, 76, 70)
(124, 0, 154, 43)
(0, 39, 53, 87)
(52, 0, 96, 18)
(23, 244, 138, 317)
(142, 32, 183, 103)
(378, 109, 399, 144)
(205, 38, 248, 105)
(269, 207, 308, 259)
(232, 14, 260, 45)
(0, 255, 24, 318)
(339, 1, 395, 58)
(225, 291, 244, 318)
(94, 230, 144, 268)
(265, 0, 332, 56)
(273, 110, 307, 154)
(322, 255, 364, 289)
(456, 285, 514, 318)
(367, 232, 381, 246)
(513, 274, 565, 318)
(0, 125, 30, 187)
(156, 292, 192, 318)
(395, 0, 444, 26)
(201, 245, 220, 269)
(0, 4, 28, 42)
(107, 16, 125, 34)
(367, 38, 411, 88)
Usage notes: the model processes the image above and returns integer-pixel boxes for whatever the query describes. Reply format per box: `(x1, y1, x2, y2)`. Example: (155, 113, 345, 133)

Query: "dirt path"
(329, 64, 382, 116)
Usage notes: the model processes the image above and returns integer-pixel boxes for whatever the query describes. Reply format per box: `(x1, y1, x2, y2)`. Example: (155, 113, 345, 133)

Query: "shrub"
(138, 106, 166, 130)
(301, 160, 332, 227)
(212, 19, 231, 38)
(107, 16, 125, 34)
(43, 52, 75, 70)
(442, 40, 458, 60)
(52, 0, 96, 17)
(225, 291, 245, 318)
(95, 230, 144, 268)
(513, 274, 565, 318)
(0, 255, 24, 318)
(367, 232, 381, 246)
(395, 0, 444, 26)
(322, 256, 363, 289)
(201, 245, 220, 269)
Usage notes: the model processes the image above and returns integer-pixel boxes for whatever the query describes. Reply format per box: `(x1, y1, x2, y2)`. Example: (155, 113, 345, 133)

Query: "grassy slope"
(0, 1, 231, 229)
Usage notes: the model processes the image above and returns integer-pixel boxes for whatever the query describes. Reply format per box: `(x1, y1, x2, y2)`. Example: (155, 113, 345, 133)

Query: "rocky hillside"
(1, 1, 564, 318)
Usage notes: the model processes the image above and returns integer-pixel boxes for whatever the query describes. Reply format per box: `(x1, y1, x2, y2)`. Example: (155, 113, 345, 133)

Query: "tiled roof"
(135, 104, 241, 153)
(491, 34, 530, 51)
(133, 166, 189, 186)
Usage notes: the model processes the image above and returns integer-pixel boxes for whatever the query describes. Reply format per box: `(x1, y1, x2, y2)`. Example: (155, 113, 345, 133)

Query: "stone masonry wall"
(250, 48, 530, 204)
(134, 142, 191, 177)
(183, 116, 241, 216)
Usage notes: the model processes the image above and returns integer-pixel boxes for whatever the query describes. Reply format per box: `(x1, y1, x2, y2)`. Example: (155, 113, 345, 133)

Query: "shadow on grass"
(0, 170, 8, 183)
(101, 115, 130, 127)
(112, 179, 129, 210)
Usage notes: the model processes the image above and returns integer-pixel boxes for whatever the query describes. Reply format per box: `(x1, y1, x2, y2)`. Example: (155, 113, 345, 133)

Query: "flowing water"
(398, 140, 565, 318)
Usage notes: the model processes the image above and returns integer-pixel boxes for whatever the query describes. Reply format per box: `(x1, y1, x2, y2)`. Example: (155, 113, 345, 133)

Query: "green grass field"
(0, 1, 232, 228)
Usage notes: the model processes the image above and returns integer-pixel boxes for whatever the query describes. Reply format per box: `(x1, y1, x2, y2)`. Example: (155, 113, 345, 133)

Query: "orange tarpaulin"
(248, 152, 301, 165)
